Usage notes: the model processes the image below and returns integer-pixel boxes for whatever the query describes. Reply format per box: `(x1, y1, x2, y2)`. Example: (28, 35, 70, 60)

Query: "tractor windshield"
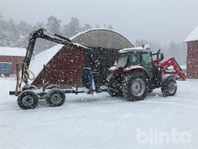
(141, 52, 152, 67)
(117, 53, 128, 68)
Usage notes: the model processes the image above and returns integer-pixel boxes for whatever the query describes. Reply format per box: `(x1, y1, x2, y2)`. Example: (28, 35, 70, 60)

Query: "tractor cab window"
(129, 51, 140, 65)
(117, 53, 128, 68)
(141, 52, 152, 67)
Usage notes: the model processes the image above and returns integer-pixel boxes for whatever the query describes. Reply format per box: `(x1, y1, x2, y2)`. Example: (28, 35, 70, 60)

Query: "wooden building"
(0, 47, 25, 74)
(185, 26, 198, 79)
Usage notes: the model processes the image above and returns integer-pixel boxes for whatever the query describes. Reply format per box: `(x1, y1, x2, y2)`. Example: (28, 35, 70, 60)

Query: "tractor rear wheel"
(161, 78, 177, 97)
(126, 73, 148, 101)
(17, 90, 38, 109)
(46, 89, 65, 107)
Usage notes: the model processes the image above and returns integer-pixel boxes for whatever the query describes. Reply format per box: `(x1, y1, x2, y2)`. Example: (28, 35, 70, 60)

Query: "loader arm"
(20, 28, 73, 91)
(160, 57, 186, 81)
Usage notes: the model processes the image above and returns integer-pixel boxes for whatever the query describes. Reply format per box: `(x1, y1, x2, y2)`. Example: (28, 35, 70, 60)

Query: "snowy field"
(0, 77, 198, 149)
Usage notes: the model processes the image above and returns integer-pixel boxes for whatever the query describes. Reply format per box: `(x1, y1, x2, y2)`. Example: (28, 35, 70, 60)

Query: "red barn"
(185, 26, 198, 79)
(0, 47, 26, 74)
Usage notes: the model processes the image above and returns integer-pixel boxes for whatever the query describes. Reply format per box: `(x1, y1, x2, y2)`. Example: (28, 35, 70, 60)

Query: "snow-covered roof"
(119, 47, 151, 53)
(184, 26, 198, 42)
(70, 28, 128, 40)
(70, 28, 135, 49)
(0, 47, 26, 56)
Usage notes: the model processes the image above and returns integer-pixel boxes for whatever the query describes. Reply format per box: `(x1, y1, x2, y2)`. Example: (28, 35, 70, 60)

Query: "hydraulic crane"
(18, 28, 74, 93)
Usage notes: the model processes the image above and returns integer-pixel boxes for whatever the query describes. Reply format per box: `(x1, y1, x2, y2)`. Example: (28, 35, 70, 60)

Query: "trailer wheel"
(46, 89, 65, 107)
(161, 78, 177, 97)
(17, 90, 38, 110)
(127, 72, 148, 101)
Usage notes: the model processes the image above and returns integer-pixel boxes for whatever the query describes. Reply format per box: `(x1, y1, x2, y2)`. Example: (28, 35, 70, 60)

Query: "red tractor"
(106, 46, 186, 101)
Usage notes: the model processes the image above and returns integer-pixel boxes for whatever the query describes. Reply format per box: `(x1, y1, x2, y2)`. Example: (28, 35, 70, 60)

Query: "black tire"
(126, 72, 148, 101)
(161, 78, 177, 97)
(46, 89, 65, 107)
(17, 90, 38, 110)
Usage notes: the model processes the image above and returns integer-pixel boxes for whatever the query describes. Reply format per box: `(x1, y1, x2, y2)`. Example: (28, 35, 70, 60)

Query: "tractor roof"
(119, 47, 152, 53)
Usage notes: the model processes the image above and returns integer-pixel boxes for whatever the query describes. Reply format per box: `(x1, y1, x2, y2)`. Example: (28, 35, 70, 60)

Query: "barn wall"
(31, 46, 86, 88)
(0, 56, 24, 73)
(187, 41, 198, 79)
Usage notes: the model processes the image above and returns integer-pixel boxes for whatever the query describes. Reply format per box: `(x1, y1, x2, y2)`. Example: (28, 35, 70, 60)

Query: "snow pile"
(29, 44, 63, 77)
(185, 26, 198, 42)
(0, 47, 26, 56)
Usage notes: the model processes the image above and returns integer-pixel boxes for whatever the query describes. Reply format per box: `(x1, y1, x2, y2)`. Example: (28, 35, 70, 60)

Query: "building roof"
(119, 47, 151, 53)
(71, 28, 134, 49)
(185, 26, 198, 42)
(0, 47, 26, 56)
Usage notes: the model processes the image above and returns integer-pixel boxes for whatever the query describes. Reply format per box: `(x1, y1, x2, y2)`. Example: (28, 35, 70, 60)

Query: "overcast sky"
(0, 0, 198, 45)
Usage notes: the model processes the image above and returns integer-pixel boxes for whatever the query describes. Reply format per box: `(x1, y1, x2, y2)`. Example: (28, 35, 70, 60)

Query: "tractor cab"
(110, 47, 154, 78)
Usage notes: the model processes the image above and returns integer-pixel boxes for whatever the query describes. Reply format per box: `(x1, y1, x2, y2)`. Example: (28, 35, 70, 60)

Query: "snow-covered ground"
(0, 77, 197, 149)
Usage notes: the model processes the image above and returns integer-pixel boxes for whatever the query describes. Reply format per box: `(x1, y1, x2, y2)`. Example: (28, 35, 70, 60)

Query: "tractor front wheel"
(161, 78, 177, 97)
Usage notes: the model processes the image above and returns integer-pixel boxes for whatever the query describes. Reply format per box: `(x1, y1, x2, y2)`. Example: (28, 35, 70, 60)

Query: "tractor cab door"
(140, 52, 153, 78)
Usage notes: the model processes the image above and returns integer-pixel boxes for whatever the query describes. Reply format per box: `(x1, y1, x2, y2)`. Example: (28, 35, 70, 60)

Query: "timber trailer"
(9, 28, 99, 109)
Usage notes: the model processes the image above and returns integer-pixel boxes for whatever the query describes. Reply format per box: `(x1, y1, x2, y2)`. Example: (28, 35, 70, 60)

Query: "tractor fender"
(162, 74, 176, 83)
(124, 66, 150, 80)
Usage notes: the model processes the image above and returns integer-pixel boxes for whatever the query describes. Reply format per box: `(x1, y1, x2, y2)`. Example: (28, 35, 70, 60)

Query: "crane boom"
(20, 28, 73, 91)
